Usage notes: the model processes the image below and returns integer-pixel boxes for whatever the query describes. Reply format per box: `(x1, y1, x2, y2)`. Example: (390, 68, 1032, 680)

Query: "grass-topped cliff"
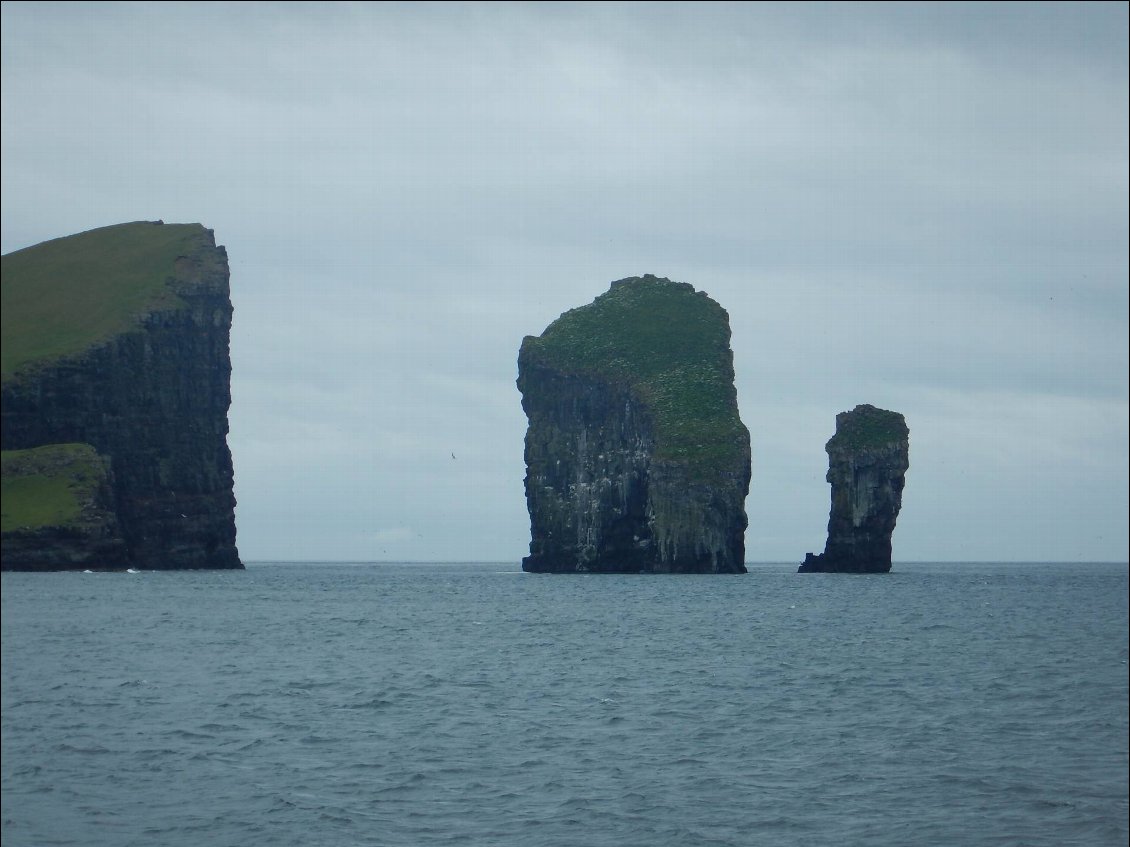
(518, 274, 750, 573)
(1, 220, 241, 570)
(0, 443, 111, 532)
(1, 220, 211, 382)
(520, 274, 748, 474)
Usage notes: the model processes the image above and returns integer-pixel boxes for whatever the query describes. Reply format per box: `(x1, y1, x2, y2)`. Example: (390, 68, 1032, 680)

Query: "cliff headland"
(1, 221, 241, 570)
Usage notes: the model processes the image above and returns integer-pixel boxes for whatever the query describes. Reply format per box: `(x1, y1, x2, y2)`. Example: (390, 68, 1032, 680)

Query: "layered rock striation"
(1, 221, 241, 570)
(518, 275, 751, 573)
(799, 404, 909, 574)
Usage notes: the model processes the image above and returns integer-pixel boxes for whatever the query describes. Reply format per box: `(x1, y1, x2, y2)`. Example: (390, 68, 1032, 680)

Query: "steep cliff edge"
(518, 275, 751, 573)
(1, 221, 241, 570)
(799, 404, 909, 574)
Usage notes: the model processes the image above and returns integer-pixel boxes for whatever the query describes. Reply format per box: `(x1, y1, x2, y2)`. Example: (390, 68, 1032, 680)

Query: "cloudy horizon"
(3, 2, 1127, 563)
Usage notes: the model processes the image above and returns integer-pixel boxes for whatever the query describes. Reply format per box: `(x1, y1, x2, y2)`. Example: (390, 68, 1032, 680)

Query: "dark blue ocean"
(2, 561, 1127, 847)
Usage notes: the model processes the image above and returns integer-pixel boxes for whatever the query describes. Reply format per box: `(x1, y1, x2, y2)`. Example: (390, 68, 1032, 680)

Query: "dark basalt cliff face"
(799, 404, 909, 574)
(1, 221, 241, 570)
(518, 275, 751, 574)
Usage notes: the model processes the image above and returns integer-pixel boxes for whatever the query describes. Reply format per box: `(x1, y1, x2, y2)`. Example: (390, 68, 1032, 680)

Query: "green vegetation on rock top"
(828, 404, 909, 451)
(522, 275, 748, 473)
(1, 221, 210, 381)
(0, 443, 108, 531)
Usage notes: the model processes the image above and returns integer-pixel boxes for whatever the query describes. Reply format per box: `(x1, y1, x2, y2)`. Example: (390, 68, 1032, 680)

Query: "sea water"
(2, 561, 1127, 847)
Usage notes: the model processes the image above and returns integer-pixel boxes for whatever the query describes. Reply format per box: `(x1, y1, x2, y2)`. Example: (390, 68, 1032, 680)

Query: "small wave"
(342, 697, 394, 710)
(318, 811, 355, 824)
(54, 743, 111, 754)
(161, 729, 216, 740)
(133, 747, 180, 760)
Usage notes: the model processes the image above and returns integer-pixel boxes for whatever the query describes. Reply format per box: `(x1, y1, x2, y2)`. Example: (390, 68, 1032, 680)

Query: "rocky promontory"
(1, 221, 241, 570)
(799, 404, 909, 574)
(518, 275, 751, 573)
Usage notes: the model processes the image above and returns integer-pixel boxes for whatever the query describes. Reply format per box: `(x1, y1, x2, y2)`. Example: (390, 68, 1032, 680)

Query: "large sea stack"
(518, 275, 751, 574)
(1, 221, 242, 570)
(799, 404, 909, 574)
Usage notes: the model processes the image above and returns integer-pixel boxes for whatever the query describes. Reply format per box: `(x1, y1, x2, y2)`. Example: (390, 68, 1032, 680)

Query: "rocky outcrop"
(799, 404, 909, 574)
(0, 444, 129, 570)
(518, 275, 750, 573)
(1, 221, 241, 570)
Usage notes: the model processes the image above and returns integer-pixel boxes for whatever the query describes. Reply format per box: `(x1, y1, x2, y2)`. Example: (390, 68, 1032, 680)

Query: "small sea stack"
(799, 404, 909, 574)
(517, 275, 751, 573)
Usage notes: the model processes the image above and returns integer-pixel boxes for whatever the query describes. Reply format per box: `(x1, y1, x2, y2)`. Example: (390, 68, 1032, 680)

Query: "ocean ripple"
(2, 561, 1127, 847)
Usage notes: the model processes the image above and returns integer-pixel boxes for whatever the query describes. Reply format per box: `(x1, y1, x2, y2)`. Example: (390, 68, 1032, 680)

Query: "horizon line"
(241, 559, 1130, 566)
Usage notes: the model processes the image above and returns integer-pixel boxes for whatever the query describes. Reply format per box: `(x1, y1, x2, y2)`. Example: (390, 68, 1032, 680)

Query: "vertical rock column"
(799, 404, 909, 573)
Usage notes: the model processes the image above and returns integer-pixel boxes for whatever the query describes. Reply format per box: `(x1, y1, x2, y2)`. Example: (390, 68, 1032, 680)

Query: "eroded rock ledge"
(518, 275, 750, 573)
(799, 404, 909, 574)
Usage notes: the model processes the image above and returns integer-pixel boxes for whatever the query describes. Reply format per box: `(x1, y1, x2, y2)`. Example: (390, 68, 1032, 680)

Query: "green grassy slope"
(829, 404, 909, 450)
(0, 443, 109, 531)
(1, 220, 209, 381)
(522, 275, 748, 473)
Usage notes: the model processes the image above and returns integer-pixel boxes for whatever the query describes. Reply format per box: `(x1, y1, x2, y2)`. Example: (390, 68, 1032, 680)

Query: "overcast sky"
(2, 2, 1127, 563)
